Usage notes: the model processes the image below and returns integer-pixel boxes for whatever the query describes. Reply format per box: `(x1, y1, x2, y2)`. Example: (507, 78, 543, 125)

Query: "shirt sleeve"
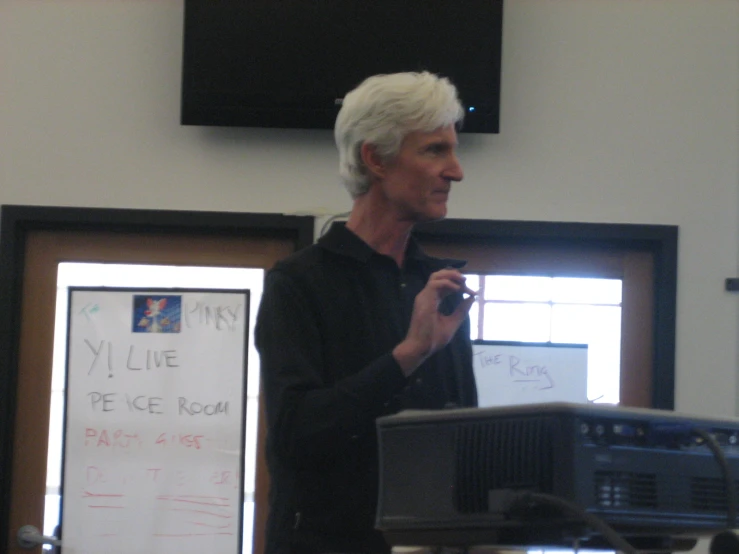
(255, 268, 409, 469)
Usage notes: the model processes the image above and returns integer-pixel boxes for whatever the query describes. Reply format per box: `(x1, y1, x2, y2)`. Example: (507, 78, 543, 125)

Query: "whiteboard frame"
(59, 286, 250, 554)
(472, 339, 589, 350)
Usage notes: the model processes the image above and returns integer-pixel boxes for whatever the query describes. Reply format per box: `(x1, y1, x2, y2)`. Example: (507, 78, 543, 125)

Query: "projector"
(376, 402, 739, 552)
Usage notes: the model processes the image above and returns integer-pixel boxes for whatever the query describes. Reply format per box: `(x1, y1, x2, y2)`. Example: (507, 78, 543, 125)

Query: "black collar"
(317, 222, 466, 271)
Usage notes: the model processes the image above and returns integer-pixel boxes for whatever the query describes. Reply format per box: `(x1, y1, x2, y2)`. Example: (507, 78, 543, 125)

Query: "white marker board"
(472, 340, 588, 407)
(61, 288, 249, 554)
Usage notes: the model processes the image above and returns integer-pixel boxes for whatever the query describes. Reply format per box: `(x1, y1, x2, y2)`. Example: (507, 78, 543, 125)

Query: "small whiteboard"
(61, 287, 249, 554)
(472, 340, 588, 408)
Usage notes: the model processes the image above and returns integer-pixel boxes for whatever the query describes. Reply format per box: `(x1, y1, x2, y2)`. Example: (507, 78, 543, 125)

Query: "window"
(468, 274, 622, 404)
(415, 218, 677, 410)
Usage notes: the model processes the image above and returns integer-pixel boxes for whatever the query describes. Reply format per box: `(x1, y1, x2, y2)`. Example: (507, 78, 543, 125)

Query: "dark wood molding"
(0, 204, 314, 550)
(414, 218, 678, 411)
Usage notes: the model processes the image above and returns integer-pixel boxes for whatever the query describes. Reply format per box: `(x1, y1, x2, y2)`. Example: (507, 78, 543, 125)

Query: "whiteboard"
(61, 288, 249, 554)
(472, 340, 588, 408)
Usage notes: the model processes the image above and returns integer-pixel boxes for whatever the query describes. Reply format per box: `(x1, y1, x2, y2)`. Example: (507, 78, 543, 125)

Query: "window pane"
(46, 391, 64, 490)
(485, 275, 552, 302)
(243, 397, 259, 498)
(468, 302, 479, 340)
(464, 274, 480, 294)
(552, 277, 622, 305)
(551, 304, 621, 403)
(483, 302, 552, 342)
(243, 501, 255, 554)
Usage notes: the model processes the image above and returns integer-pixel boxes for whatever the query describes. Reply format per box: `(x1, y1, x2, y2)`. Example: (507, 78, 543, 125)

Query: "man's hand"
(393, 268, 477, 376)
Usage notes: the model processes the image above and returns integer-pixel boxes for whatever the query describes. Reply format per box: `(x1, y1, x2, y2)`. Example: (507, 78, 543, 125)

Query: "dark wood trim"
(414, 218, 677, 244)
(414, 218, 678, 411)
(0, 204, 314, 550)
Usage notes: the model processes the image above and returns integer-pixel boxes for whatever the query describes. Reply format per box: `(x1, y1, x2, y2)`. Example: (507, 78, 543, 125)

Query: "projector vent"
(594, 471, 658, 509)
(690, 477, 739, 513)
(454, 417, 554, 513)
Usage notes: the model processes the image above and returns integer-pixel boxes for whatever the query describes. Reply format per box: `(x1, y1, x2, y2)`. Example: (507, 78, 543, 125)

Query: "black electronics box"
(376, 402, 739, 552)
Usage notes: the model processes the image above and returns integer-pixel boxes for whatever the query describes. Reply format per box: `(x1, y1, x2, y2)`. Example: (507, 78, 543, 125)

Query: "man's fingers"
(460, 292, 477, 312)
(432, 292, 476, 341)
(461, 285, 477, 298)
(449, 292, 476, 320)
(425, 277, 471, 295)
(430, 268, 468, 286)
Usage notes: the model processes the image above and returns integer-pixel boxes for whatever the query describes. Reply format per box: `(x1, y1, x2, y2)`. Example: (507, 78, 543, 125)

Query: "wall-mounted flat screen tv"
(181, 1, 504, 133)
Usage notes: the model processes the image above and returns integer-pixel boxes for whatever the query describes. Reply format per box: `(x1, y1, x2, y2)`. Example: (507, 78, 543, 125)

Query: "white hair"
(334, 72, 465, 199)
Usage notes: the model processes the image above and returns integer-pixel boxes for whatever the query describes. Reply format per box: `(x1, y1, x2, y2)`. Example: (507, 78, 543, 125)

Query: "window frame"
(413, 218, 678, 410)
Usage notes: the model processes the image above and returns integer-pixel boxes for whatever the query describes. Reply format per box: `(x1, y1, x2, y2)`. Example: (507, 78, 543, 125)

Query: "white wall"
(2, 1, 738, 413)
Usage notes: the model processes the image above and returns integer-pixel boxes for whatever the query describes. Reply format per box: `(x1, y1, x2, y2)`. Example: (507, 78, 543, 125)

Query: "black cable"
(514, 491, 638, 554)
(710, 530, 739, 554)
(692, 428, 737, 529)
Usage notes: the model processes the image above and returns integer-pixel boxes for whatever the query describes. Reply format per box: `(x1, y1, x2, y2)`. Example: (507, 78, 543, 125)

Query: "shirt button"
(400, 282, 406, 288)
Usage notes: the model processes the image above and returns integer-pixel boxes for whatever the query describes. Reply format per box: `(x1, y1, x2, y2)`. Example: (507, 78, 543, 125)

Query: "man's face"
(377, 125, 464, 223)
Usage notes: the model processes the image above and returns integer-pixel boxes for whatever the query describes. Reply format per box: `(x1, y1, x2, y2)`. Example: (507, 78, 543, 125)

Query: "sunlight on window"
(485, 275, 552, 302)
(483, 302, 552, 342)
(552, 304, 621, 403)
(552, 277, 622, 305)
(45, 262, 264, 553)
(465, 274, 480, 295)
(468, 302, 479, 338)
(469, 273, 622, 405)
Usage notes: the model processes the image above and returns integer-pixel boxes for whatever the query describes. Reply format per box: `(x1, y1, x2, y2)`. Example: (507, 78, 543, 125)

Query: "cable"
(692, 428, 737, 529)
(512, 491, 638, 554)
(710, 530, 739, 554)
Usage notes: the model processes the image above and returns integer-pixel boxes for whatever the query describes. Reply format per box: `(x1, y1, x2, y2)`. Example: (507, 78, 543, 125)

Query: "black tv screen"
(181, 1, 504, 133)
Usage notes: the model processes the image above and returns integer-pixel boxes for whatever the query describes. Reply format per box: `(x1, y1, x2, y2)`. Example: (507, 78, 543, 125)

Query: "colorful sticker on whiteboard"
(132, 295, 182, 333)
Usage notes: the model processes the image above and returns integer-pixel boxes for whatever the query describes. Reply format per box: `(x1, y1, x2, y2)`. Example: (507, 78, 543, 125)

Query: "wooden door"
(5, 227, 298, 554)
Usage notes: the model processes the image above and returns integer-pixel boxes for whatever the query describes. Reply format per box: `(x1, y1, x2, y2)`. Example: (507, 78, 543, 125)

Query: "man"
(255, 71, 478, 554)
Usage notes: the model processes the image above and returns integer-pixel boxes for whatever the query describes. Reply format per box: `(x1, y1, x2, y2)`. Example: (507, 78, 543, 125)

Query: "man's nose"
(445, 154, 464, 182)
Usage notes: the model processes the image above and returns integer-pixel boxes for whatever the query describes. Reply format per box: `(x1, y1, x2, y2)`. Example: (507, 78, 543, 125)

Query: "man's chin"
(414, 212, 447, 224)
(425, 207, 448, 222)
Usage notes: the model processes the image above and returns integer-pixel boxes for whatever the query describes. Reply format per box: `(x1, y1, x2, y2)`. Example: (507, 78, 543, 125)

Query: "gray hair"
(334, 72, 465, 199)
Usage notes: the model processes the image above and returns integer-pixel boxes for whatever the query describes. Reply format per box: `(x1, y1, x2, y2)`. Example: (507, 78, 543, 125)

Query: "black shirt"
(255, 223, 477, 554)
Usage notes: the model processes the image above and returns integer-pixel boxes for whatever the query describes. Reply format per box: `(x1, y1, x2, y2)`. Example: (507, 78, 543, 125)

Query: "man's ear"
(360, 142, 386, 180)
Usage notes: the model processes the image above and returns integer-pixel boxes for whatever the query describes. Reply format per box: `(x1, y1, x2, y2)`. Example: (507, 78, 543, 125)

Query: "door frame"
(413, 217, 678, 410)
(0, 204, 314, 550)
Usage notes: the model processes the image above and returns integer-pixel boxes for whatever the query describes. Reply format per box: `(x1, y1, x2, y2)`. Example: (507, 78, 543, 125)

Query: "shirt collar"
(318, 222, 466, 270)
